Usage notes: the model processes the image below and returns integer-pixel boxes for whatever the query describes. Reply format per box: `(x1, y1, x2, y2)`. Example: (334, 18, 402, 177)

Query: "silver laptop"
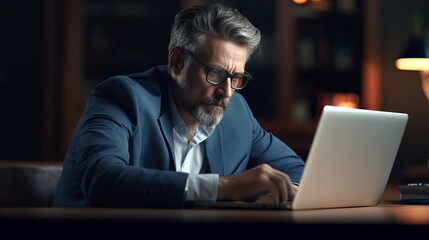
(190, 105, 408, 210)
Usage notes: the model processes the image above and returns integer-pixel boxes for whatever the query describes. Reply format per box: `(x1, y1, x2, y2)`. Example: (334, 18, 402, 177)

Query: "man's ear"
(168, 47, 184, 77)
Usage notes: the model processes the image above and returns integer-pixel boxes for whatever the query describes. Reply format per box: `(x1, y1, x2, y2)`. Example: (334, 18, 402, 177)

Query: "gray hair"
(168, 3, 261, 60)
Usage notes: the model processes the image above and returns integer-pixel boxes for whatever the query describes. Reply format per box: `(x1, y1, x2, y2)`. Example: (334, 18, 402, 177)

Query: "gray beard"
(185, 96, 228, 127)
(190, 103, 224, 127)
(177, 66, 227, 127)
(177, 84, 226, 127)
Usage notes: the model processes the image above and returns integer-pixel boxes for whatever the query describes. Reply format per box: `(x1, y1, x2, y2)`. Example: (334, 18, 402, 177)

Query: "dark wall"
(0, 2, 43, 159)
(381, 0, 429, 180)
(1, 0, 428, 175)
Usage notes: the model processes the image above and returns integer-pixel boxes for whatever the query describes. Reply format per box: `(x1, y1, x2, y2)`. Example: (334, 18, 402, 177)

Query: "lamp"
(395, 37, 429, 100)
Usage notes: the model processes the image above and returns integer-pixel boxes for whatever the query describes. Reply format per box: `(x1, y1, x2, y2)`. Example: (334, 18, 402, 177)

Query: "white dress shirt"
(169, 93, 218, 201)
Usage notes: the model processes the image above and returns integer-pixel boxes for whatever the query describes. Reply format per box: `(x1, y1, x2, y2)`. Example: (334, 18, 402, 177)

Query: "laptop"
(189, 105, 408, 210)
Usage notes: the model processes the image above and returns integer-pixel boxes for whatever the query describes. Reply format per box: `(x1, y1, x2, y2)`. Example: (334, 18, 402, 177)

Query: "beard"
(176, 68, 229, 127)
(186, 97, 229, 127)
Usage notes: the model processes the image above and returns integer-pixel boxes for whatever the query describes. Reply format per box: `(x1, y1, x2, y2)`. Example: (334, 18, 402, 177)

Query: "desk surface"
(1, 184, 429, 236)
(0, 185, 427, 223)
(0, 203, 428, 224)
(1, 202, 428, 223)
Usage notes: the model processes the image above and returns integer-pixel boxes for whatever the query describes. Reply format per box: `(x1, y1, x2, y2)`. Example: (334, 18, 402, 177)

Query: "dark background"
(0, 0, 428, 182)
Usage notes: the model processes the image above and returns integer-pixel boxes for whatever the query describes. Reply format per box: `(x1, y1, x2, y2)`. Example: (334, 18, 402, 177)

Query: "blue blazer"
(52, 65, 304, 208)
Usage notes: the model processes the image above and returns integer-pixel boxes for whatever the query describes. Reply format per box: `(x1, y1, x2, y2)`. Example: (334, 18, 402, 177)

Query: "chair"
(0, 160, 62, 207)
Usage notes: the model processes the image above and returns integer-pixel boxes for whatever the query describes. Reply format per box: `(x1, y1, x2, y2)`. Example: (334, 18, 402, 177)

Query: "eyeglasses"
(179, 48, 252, 90)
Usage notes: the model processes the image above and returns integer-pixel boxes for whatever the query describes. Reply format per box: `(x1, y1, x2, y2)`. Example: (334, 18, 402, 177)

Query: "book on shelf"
(297, 35, 331, 70)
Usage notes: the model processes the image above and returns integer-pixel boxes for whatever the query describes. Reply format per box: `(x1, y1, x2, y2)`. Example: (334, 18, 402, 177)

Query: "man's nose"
(217, 78, 233, 97)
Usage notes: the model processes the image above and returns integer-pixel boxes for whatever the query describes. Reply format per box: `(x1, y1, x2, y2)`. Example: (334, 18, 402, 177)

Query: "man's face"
(173, 36, 248, 127)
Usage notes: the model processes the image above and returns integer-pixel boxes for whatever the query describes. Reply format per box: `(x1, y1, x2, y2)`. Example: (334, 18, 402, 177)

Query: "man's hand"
(217, 164, 298, 202)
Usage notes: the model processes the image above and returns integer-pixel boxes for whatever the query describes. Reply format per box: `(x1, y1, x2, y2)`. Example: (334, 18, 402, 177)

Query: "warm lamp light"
(395, 37, 429, 100)
(292, 0, 309, 4)
(396, 58, 429, 70)
(332, 93, 359, 109)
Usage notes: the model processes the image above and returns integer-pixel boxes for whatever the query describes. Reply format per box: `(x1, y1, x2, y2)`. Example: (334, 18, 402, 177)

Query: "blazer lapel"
(158, 111, 175, 171)
(157, 76, 176, 171)
(205, 126, 224, 175)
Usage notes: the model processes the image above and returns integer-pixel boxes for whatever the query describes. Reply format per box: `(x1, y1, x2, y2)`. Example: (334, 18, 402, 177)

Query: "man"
(52, 3, 304, 208)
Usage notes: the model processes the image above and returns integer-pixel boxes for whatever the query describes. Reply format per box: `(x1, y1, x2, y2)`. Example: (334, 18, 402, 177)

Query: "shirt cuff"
(185, 173, 218, 201)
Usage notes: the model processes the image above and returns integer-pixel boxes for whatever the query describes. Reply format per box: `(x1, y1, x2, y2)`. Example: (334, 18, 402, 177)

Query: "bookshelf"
(81, 0, 365, 160)
(83, 0, 181, 93)
(291, 0, 363, 122)
(42, 0, 373, 161)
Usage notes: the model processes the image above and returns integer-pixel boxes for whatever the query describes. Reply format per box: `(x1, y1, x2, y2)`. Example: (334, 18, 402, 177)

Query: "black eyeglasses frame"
(178, 47, 252, 90)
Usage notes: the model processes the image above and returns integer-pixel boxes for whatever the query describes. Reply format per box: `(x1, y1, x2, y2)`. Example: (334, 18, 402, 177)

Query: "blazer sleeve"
(55, 73, 189, 208)
(232, 94, 305, 184)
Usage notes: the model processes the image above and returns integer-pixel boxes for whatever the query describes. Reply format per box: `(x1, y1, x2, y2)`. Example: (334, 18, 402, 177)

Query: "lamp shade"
(400, 37, 429, 58)
(396, 37, 429, 71)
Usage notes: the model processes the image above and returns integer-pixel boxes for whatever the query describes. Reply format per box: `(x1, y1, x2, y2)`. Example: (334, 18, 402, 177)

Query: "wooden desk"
(1, 184, 428, 237)
(0, 203, 428, 224)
